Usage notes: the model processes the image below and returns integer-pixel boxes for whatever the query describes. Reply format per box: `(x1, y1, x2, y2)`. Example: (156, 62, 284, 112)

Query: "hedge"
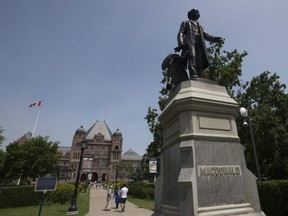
(0, 183, 84, 209)
(0, 185, 41, 208)
(126, 182, 154, 200)
(258, 180, 288, 216)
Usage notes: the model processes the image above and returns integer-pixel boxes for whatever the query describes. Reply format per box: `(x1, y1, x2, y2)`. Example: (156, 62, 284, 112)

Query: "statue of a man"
(175, 8, 223, 79)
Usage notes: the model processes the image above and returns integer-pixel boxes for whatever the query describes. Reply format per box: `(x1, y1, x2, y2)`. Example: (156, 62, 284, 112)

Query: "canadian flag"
(29, 101, 42, 107)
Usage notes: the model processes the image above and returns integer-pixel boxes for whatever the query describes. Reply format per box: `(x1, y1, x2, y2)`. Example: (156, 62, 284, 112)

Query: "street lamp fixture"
(67, 141, 87, 215)
(240, 107, 261, 180)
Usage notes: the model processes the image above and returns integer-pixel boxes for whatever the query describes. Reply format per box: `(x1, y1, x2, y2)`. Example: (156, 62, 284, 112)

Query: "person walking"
(119, 184, 129, 212)
(113, 186, 120, 209)
(104, 186, 112, 211)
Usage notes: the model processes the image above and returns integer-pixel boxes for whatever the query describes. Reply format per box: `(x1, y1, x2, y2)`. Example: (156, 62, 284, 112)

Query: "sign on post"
(35, 176, 58, 216)
(34, 176, 58, 192)
(149, 158, 158, 174)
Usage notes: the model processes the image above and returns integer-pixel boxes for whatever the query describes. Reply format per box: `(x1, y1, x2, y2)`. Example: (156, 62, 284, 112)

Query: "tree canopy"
(0, 136, 59, 184)
(0, 128, 5, 172)
(115, 162, 134, 180)
(203, 41, 247, 95)
(0, 127, 5, 145)
(236, 72, 288, 179)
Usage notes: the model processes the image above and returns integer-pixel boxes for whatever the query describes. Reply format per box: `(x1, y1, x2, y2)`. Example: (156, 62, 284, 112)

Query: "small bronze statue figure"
(175, 8, 224, 79)
(161, 53, 188, 91)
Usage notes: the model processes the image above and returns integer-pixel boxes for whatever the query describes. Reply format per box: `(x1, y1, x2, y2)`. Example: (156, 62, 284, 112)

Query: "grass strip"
(0, 191, 89, 216)
(128, 196, 154, 211)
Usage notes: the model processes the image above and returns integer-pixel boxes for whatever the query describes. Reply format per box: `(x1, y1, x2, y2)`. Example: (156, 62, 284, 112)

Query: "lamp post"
(67, 141, 87, 215)
(240, 107, 261, 180)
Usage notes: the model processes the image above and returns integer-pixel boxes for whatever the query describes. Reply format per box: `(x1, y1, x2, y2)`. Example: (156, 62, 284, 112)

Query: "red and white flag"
(29, 101, 42, 107)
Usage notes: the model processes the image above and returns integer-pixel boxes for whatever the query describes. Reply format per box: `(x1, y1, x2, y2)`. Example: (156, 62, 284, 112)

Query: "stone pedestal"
(153, 80, 265, 216)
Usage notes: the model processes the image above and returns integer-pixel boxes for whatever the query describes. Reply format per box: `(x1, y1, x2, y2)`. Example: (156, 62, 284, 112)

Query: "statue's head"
(188, 8, 200, 20)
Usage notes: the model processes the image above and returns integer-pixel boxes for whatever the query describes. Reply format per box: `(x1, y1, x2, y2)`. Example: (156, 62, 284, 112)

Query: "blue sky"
(1, 0, 288, 155)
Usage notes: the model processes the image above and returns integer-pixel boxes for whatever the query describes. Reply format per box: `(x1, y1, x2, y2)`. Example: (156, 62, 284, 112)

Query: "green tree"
(236, 72, 288, 179)
(145, 107, 162, 158)
(0, 127, 5, 145)
(0, 127, 5, 172)
(116, 162, 134, 180)
(0, 136, 59, 184)
(203, 41, 248, 95)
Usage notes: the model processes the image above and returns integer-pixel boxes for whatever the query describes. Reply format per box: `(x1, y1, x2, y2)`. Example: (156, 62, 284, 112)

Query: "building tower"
(69, 121, 123, 184)
(110, 129, 123, 183)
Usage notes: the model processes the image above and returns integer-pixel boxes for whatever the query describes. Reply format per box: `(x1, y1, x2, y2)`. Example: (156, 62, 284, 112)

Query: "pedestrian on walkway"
(113, 186, 120, 209)
(119, 184, 129, 212)
(104, 186, 112, 211)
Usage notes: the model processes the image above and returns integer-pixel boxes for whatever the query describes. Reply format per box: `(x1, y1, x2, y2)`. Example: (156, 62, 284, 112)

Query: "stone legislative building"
(69, 120, 122, 183)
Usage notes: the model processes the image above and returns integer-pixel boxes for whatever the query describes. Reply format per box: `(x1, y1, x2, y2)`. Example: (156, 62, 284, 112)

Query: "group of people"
(105, 184, 128, 212)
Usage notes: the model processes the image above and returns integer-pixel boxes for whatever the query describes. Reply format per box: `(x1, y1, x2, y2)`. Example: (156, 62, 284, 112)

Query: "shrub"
(126, 183, 154, 200)
(0, 186, 41, 208)
(258, 180, 288, 216)
(46, 184, 74, 204)
(0, 183, 76, 209)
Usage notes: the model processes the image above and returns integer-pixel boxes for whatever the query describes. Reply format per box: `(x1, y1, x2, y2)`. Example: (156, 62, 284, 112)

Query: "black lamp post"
(67, 141, 87, 215)
(240, 107, 261, 180)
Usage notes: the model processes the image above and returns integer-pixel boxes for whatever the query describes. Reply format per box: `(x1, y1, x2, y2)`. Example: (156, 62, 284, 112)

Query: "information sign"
(34, 176, 57, 192)
(149, 158, 158, 174)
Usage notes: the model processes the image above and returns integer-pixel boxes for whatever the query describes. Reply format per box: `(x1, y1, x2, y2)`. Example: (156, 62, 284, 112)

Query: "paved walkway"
(86, 188, 154, 216)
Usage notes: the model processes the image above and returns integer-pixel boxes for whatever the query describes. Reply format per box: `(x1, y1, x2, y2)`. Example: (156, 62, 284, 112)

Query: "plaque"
(35, 177, 57, 192)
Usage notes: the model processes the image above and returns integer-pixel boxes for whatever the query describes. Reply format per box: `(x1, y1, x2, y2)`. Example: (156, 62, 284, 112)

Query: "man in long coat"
(176, 8, 223, 79)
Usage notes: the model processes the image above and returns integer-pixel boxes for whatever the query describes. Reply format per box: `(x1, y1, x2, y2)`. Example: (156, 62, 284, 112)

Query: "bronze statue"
(161, 53, 188, 91)
(175, 8, 223, 79)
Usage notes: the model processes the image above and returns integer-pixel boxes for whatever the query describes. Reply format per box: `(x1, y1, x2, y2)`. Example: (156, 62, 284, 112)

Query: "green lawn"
(0, 191, 154, 215)
(128, 196, 154, 211)
(0, 192, 89, 216)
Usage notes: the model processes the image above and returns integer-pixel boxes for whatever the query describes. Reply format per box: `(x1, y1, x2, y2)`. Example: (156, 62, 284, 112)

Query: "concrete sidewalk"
(86, 188, 153, 216)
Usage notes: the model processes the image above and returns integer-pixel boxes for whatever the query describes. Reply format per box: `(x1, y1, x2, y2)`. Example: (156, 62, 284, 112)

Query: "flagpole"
(32, 107, 41, 138)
